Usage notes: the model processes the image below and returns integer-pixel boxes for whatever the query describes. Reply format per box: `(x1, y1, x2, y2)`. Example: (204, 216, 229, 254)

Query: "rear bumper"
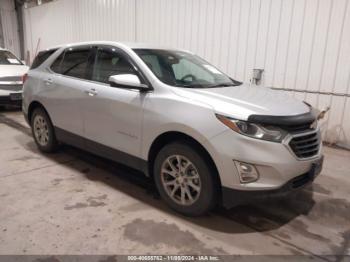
(0, 95, 22, 106)
(221, 155, 323, 208)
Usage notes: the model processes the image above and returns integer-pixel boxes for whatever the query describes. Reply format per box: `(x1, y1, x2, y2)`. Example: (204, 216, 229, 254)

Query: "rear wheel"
(31, 108, 58, 152)
(154, 142, 218, 216)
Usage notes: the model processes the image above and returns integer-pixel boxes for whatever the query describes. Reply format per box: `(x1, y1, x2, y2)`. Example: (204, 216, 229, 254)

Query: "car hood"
(173, 83, 310, 120)
(0, 65, 29, 78)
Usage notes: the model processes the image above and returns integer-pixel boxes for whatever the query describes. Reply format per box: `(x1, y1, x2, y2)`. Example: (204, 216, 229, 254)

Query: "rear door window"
(51, 47, 93, 79)
(50, 53, 64, 73)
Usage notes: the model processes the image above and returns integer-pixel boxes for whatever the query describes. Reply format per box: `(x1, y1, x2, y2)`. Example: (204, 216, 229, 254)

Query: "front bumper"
(204, 128, 323, 191)
(221, 155, 323, 208)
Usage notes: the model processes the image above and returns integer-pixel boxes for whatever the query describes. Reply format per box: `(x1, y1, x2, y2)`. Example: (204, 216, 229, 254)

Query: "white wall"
(0, 0, 21, 57)
(23, 0, 135, 60)
(22, 0, 350, 148)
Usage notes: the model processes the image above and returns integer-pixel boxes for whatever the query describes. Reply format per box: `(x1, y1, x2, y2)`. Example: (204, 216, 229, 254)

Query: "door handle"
(45, 78, 53, 85)
(84, 88, 98, 96)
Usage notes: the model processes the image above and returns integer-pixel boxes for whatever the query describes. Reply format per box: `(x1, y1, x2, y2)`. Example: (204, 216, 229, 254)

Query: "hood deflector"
(247, 108, 317, 126)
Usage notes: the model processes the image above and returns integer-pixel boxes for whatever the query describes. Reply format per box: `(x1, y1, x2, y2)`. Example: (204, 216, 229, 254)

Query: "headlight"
(216, 114, 288, 142)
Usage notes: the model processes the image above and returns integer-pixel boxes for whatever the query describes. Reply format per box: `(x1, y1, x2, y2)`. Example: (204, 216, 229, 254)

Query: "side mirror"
(109, 74, 149, 91)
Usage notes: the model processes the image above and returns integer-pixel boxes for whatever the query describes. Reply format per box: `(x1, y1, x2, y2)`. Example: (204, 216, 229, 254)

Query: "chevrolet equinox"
(22, 42, 323, 216)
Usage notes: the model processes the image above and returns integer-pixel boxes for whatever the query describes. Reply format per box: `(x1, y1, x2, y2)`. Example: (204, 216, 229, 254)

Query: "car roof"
(42, 41, 191, 53)
(37, 45, 62, 53)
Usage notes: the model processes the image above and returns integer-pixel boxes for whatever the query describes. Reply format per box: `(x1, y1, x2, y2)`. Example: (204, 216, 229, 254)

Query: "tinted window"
(51, 48, 92, 79)
(92, 48, 135, 84)
(31, 49, 57, 69)
(139, 54, 163, 78)
(50, 52, 64, 73)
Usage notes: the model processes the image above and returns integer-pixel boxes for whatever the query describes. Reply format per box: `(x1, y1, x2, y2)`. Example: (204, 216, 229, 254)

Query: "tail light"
(22, 73, 28, 84)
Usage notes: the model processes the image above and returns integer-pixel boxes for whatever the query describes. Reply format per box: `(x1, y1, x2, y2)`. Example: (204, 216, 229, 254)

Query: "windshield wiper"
(174, 83, 203, 88)
(206, 83, 236, 88)
(174, 81, 242, 89)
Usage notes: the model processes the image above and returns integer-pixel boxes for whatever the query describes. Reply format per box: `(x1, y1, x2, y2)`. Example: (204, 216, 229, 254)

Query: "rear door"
(44, 46, 94, 141)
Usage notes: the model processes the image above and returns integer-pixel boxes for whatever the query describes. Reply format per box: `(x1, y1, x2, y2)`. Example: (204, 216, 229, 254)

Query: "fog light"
(234, 161, 259, 183)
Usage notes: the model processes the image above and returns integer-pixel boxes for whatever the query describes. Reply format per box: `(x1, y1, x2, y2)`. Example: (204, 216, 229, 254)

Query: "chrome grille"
(281, 122, 313, 133)
(289, 132, 320, 158)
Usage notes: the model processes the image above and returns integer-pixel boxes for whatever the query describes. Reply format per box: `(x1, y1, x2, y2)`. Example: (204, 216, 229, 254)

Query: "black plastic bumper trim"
(221, 155, 323, 209)
(247, 108, 317, 126)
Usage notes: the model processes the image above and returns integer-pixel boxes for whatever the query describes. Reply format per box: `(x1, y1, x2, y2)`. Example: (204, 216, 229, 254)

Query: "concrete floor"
(0, 109, 349, 257)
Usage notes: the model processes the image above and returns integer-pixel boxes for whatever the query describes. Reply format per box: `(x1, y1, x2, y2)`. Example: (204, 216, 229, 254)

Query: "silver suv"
(23, 42, 323, 216)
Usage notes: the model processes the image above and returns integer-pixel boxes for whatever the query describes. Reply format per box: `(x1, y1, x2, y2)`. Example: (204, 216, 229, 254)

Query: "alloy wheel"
(33, 115, 49, 146)
(160, 154, 201, 206)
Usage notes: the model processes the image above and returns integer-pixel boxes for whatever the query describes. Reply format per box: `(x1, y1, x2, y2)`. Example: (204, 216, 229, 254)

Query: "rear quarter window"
(31, 49, 58, 69)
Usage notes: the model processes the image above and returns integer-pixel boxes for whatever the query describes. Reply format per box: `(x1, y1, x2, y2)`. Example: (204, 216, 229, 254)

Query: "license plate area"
(10, 93, 22, 101)
(311, 155, 324, 178)
(291, 156, 324, 189)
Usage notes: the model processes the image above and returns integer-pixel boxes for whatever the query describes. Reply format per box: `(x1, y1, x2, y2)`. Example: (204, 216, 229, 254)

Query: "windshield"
(0, 50, 22, 65)
(133, 49, 241, 88)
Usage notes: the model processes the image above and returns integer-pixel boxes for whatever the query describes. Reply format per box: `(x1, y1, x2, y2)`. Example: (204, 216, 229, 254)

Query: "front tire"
(31, 107, 58, 153)
(154, 142, 218, 216)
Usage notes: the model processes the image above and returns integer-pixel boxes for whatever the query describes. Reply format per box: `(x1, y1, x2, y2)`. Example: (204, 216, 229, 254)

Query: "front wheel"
(154, 142, 218, 216)
(31, 107, 58, 153)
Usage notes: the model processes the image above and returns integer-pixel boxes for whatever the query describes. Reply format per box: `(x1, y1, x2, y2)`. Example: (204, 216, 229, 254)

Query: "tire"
(30, 107, 58, 153)
(154, 142, 218, 216)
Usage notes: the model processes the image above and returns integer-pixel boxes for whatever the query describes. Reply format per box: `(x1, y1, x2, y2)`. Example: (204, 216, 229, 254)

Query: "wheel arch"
(27, 101, 49, 124)
(147, 131, 222, 188)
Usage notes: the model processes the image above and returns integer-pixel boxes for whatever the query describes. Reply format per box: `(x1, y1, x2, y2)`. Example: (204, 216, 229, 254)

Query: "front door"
(82, 46, 146, 164)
